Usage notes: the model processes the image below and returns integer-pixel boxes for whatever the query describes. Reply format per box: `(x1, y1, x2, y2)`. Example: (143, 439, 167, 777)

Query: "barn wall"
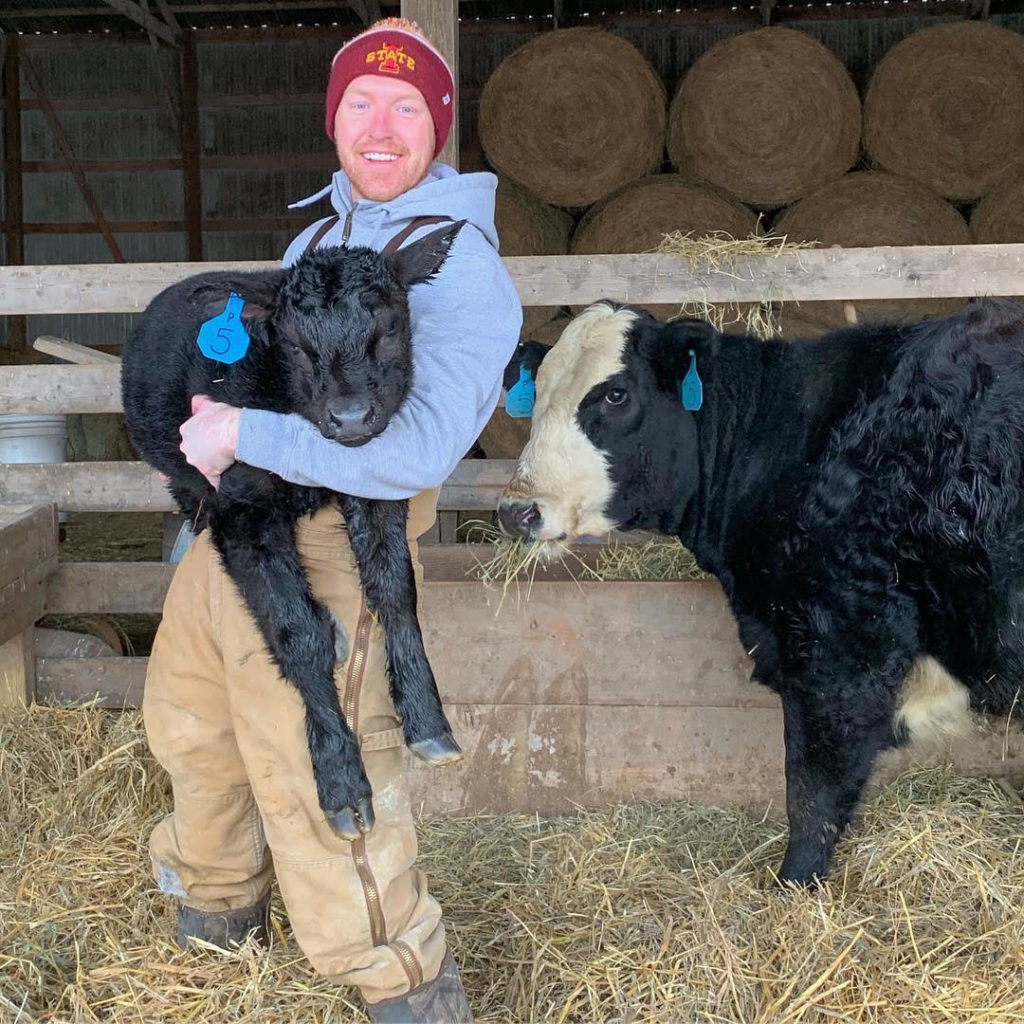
(3, 11, 1023, 362)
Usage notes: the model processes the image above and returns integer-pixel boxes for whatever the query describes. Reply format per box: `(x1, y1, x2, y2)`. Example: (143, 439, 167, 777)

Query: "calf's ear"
(503, 339, 551, 391)
(389, 220, 467, 288)
(190, 278, 280, 329)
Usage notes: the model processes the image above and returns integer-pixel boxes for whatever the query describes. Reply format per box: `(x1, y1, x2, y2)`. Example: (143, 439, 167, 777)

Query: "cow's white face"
(499, 303, 639, 543)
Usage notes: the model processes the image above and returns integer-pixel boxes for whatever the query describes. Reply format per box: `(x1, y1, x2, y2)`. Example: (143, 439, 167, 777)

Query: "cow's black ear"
(636, 317, 718, 393)
(503, 338, 551, 391)
(390, 220, 467, 288)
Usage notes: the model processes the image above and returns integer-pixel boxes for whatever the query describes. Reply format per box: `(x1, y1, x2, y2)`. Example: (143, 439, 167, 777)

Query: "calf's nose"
(498, 499, 542, 539)
(326, 398, 372, 439)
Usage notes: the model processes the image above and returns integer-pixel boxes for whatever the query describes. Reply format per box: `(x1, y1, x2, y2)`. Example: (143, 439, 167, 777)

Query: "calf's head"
(203, 221, 462, 446)
(498, 302, 718, 544)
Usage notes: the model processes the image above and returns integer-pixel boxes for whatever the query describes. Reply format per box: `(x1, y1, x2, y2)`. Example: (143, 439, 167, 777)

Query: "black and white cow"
(498, 298, 1024, 884)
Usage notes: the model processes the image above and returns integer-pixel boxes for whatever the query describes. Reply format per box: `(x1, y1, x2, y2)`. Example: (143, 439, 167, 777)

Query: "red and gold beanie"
(325, 17, 455, 157)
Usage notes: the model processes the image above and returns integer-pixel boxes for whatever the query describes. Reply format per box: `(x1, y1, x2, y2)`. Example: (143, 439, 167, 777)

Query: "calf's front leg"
(207, 504, 373, 840)
(338, 494, 461, 765)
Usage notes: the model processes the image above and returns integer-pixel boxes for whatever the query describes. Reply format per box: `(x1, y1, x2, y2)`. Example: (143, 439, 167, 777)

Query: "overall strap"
(303, 214, 340, 254)
(303, 213, 452, 258)
(380, 215, 453, 257)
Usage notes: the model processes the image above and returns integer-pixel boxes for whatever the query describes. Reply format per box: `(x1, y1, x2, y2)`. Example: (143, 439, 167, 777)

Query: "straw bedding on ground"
(2, 703, 1023, 1022)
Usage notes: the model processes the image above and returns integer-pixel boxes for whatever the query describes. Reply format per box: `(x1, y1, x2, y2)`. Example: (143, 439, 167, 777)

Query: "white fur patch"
(894, 655, 973, 744)
(504, 303, 639, 541)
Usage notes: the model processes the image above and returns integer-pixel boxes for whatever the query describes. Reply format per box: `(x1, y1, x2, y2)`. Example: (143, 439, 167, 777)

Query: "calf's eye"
(604, 388, 628, 406)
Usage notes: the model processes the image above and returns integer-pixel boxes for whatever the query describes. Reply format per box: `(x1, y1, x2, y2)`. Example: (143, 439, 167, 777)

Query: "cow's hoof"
(329, 612, 350, 663)
(326, 798, 375, 840)
(409, 734, 463, 765)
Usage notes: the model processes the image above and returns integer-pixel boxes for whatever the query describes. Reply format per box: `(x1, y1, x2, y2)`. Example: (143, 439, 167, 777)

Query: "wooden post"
(0, 630, 34, 706)
(401, 0, 459, 169)
(0, 504, 59, 706)
(179, 30, 202, 262)
(3, 32, 26, 349)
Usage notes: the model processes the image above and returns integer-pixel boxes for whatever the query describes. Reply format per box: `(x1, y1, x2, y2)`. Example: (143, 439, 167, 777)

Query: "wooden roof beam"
(99, 0, 179, 45)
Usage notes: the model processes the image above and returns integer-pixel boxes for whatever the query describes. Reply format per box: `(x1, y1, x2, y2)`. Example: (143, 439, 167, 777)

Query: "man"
(143, 18, 521, 1022)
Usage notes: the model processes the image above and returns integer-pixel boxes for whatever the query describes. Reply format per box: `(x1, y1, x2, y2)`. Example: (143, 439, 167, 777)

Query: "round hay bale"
(479, 28, 666, 209)
(570, 174, 759, 319)
(971, 174, 1024, 302)
(475, 316, 571, 460)
(971, 175, 1024, 244)
(774, 171, 971, 328)
(496, 178, 575, 334)
(666, 28, 860, 209)
(863, 22, 1024, 203)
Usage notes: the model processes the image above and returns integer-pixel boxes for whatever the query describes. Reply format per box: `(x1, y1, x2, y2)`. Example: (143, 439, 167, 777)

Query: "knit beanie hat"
(325, 17, 455, 157)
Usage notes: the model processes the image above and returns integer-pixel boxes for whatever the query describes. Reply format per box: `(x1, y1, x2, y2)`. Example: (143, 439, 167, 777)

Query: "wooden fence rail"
(2, 244, 1024, 315)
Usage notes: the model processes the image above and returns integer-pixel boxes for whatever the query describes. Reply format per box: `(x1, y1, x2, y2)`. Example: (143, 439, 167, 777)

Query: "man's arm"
(234, 226, 522, 499)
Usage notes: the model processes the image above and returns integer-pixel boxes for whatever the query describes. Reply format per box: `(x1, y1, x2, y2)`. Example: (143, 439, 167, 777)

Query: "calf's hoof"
(409, 733, 463, 766)
(326, 797, 376, 841)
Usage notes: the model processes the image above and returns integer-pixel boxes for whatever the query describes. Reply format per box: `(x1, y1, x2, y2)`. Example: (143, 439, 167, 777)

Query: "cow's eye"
(604, 388, 628, 406)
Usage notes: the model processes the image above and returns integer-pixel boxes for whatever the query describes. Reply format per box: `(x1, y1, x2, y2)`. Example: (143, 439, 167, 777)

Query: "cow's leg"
(338, 494, 461, 765)
(207, 504, 373, 840)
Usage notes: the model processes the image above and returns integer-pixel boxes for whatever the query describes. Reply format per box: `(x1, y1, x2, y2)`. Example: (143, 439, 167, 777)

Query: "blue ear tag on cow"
(681, 349, 703, 411)
(505, 366, 536, 418)
(197, 292, 250, 364)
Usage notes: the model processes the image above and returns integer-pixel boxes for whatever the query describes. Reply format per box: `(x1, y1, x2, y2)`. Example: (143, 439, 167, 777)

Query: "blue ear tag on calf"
(681, 349, 703, 411)
(197, 292, 250, 364)
(505, 366, 536, 418)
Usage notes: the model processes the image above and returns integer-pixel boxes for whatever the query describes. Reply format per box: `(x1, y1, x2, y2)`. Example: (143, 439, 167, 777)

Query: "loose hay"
(863, 21, 1024, 203)
(3, 703, 1024, 1022)
(571, 176, 760, 321)
(773, 170, 972, 329)
(480, 28, 666, 209)
(651, 229, 819, 336)
(667, 28, 861, 209)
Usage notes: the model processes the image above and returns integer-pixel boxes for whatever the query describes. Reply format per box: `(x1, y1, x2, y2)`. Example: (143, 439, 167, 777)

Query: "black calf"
(122, 224, 465, 840)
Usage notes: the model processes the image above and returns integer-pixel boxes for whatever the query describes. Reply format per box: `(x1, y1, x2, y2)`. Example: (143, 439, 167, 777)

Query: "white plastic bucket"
(0, 414, 68, 521)
(0, 414, 67, 463)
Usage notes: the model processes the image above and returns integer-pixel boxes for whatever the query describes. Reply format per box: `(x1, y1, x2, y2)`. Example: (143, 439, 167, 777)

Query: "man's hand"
(180, 394, 241, 489)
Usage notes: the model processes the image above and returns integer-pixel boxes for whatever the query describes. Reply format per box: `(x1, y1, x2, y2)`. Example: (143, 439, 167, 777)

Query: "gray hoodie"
(234, 162, 523, 499)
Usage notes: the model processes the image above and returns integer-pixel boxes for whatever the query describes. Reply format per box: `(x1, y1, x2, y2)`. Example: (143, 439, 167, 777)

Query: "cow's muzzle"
(497, 499, 543, 540)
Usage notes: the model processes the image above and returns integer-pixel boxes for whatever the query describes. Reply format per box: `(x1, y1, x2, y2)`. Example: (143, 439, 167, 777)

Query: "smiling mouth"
(360, 151, 402, 164)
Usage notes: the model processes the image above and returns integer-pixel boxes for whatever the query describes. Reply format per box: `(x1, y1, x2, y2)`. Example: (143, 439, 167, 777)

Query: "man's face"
(334, 74, 436, 203)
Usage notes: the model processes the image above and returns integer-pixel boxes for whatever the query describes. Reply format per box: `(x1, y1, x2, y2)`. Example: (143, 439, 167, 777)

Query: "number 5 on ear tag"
(505, 366, 536, 418)
(197, 292, 250, 364)
(681, 349, 703, 411)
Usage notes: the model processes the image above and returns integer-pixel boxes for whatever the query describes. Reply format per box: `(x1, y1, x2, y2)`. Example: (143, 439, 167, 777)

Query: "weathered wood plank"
(2, 246, 1024, 315)
(44, 547, 608, 614)
(32, 661, 1024, 816)
(0, 505, 58, 588)
(0, 504, 59, 647)
(32, 335, 122, 365)
(0, 460, 515, 512)
(0, 630, 35, 706)
(0, 364, 121, 413)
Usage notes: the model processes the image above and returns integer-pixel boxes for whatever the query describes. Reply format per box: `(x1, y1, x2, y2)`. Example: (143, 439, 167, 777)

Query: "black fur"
(123, 223, 465, 839)
(504, 299, 1024, 883)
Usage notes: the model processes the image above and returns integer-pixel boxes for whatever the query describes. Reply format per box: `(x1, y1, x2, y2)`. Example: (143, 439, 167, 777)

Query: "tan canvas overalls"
(144, 216, 451, 1004)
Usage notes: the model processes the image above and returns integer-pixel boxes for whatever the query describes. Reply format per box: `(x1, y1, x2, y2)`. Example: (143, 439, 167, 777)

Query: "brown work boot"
(176, 894, 271, 951)
(363, 949, 473, 1023)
